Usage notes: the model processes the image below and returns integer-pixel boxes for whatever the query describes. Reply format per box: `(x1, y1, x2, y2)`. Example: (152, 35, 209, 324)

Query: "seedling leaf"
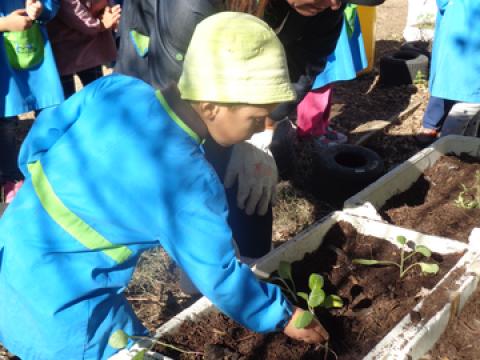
(278, 261, 293, 282)
(396, 235, 407, 245)
(108, 329, 129, 349)
(415, 245, 432, 257)
(294, 310, 314, 329)
(419, 262, 439, 274)
(324, 294, 344, 308)
(297, 292, 309, 302)
(308, 273, 324, 291)
(132, 350, 146, 360)
(308, 287, 326, 308)
(352, 259, 382, 266)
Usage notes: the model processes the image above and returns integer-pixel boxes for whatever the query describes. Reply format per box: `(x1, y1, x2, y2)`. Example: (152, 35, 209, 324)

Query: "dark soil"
(426, 288, 480, 360)
(157, 221, 463, 360)
(380, 154, 480, 242)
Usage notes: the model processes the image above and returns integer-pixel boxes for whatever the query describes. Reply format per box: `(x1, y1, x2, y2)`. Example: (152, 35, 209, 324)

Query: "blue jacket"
(0, 74, 292, 360)
(313, 5, 367, 89)
(0, 0, 64, 117)
(429, 0, 480, 102)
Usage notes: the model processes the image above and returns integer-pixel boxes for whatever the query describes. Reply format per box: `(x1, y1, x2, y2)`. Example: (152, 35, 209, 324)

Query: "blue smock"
(313, 6, 367, 89)
(0, 74, 292, 360)
(429, 0, 480, 102)
(0, 0, 64, 117)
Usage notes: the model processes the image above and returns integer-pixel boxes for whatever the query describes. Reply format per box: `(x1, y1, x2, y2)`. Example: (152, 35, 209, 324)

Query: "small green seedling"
(270, 260, 299, 302)
(271, 261, 343, 329)
(413, 70, 428, 86)
(295, 273, 344, 329)
(353, 235, 440, 279)
(108, 329, 202, 359)
(454, 170, 480, 209)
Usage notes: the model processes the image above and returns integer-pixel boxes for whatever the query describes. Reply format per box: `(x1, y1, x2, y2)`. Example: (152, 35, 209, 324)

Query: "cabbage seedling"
(108, 329, 202, 359)
(353, 235, 439, 278)
(295, 273, 344, 329)
(271, 261, 343, 329)
(454, 170, 480, 209)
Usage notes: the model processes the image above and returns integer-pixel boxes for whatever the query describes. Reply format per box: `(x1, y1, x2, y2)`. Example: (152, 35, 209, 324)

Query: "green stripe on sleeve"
(28, 161, 133, 264)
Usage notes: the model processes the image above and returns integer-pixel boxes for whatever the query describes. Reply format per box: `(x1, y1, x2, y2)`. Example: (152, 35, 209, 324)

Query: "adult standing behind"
(115, 0, 345, 265)
(0, 0, 63, 203)
(416, 0, 480, 143)
(47, 0, 122, 98)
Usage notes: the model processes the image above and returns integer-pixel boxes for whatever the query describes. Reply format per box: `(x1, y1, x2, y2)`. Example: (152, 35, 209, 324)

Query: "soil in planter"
(426, 288, 480, 360)
(380, 153, 480, 242)
(156, 221, 463, 360)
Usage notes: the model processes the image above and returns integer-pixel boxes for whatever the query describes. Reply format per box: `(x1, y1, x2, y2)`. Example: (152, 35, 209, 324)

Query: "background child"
(47, 0, 121, 98)
(416, 0, 480, 143)
(0, 0, 63, 203)
(296, 3, 368, 145)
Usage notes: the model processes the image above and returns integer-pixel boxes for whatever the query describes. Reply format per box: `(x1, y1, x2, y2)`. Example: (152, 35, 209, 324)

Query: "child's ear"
(197, 102, 220, 122)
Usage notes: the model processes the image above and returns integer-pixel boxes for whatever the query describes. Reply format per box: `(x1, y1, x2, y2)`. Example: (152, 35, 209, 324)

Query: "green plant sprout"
(108, 329, 203, 360)
(413, 70, 427, 86)
(454, 170, 480, 209)
(271, 261, 343, 329)
(416, 14, 436, 30)
(352, 235, 439, 278)
(295, 273, 344, 329)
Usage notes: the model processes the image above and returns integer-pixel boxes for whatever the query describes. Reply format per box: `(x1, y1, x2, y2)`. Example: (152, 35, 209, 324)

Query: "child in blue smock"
(416, 0, 480, 143)
(0, 0, 63, 203)
(0, 12, 329, 360)
(296, 3, 368, 145)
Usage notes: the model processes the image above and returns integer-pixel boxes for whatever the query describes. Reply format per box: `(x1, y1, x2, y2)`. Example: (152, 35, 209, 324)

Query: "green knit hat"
(178, 12, 296, 105)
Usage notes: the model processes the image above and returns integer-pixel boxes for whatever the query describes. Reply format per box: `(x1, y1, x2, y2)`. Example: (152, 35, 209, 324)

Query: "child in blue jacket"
(0, 12, 328, 360)
(416, 0, 480, 143)
(0, 0, 63, 203)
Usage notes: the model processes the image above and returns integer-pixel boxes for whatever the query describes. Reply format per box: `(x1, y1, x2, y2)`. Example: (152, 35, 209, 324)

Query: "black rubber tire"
(400, 41, 432, 60)
(345, 0, 385, 5)
(310, 144, 384, 202)
(380, 50, 429, 86)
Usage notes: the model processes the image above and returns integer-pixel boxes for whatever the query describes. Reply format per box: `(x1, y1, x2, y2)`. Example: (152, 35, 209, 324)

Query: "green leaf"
(352, 259, 382, 266)
(396, 235, 407, 245)
(323, 294, 344, 308)
(132, 350, 146, 360)
(415, 245, 432, 257)
(308, 287, 326, 308)
(294, 310, 314, 329)
(308, 273, 324, 291)
(419, 262, 439, 274)
(108, 329, 129, 349)
(297, 292, 309, 303)
(278, 261, 293, 282)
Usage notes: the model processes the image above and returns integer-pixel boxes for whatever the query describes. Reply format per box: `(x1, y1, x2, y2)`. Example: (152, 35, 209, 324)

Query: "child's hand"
(283, 307, 330, 344)
(100, 5, 121, 30)
(1, 9, 33, 31)
(25, 0, 43, 20)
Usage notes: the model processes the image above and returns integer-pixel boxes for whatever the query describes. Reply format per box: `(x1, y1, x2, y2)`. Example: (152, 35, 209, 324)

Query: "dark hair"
(224, 0, 269, 17)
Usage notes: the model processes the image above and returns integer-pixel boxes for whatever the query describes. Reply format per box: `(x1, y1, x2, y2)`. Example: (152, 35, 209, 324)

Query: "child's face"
(207, 104, 276, 146)
(286, 0, 342, 16)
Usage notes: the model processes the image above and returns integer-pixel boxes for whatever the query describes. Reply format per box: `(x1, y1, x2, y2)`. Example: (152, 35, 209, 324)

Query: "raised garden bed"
(426, 265, 480, 360)
(113, 212, 479, 360)
(344, 135, 480, 242)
